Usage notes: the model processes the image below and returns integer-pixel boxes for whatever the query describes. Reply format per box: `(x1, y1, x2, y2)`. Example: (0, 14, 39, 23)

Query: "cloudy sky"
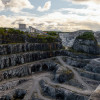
(0, 0, 100, 32)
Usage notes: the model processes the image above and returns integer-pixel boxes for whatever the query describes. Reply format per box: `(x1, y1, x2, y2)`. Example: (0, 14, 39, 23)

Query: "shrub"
(0, 28, 7, 35)
(76, 32, 95, 40)
(36, 35, 57, 43)
(47, 31, 58, 36)
(8, 28, 25, 34)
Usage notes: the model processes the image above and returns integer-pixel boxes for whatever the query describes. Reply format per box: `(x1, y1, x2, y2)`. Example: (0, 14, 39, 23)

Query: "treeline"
(44, 31, 58, 36)
(0, 28, 59, 43)
(0, 28, 25, 35)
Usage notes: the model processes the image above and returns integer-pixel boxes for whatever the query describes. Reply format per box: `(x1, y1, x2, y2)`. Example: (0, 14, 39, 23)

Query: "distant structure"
(18, 24, 46, 35)
(19, 24, 27, 32)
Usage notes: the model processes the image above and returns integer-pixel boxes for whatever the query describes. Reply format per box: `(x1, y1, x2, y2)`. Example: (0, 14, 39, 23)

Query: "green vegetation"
(0, 28, 25, 35)
(62, 69, 74, 80)
(46, 31, 58, 36)
(7, 28, 25, 34)
(76, 31, 95, 40)
(68, 47, 78, 53)
(0, 28, 7, 35)
(36, 34, 57, 43)
(64, 69, 73, 75)
(0, 28, 59, 43)
(68, 47, 87, 54)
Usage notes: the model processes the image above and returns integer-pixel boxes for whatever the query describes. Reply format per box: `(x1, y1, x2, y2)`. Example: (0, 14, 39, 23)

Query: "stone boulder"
(57, 70, 74, 83)
(13, 89, 26, 99)
(54, 70, 74, 83)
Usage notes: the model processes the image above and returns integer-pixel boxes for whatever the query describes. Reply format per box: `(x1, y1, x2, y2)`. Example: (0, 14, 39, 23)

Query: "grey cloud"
(70, 0, 100, 3)
(1, 0, 34, 13)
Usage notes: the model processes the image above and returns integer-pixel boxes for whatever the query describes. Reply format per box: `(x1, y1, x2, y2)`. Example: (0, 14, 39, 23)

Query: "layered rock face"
(0, 42, 63, 70)
(72, 39, 100, 54)
(72, 32, 100, 55)
(0, 43, 62, 55)
(0, 61, 58, 81)
(40, 80, 88, 100)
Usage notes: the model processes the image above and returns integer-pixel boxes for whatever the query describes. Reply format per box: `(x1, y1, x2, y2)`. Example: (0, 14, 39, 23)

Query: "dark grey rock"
(72, 38, 100, 55)
(0, 43, 62, 55)
(13, 89, 26, 99)
(0, 95, 11, 100)
(40, 80, 88, 100)
(32, 98, 42, 100)
(55, 70, 74, 83)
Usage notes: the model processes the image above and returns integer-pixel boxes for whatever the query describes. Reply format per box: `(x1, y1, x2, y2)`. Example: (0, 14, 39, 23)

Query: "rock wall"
(0, 61, 58, 81)
(0, 48, 99, 70)
(0, 50, 63, 69)
(76, 68, 100, 81)
(0, 43, 62, 55)
(72, 39, 100, 55)
(40, 80, 89, 100)
(84, 59, 100, 74)
(59, 30, 92, 47)
(65, 57, 89, 68)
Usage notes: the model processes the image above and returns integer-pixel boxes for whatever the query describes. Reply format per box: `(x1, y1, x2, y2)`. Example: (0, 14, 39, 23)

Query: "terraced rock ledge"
(0, 31, 100, 100)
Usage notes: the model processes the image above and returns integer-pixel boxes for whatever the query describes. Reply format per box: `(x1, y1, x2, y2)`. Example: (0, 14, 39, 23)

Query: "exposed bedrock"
(54, 70, 74, 83)
(65, 57, 100, 75)
(0, 79, 28, 91)
(0, 43, 62, 55)
(72, 38, 100, 55)
(0, 89, 26, 100)
(0, 61, 58, 81)
(76, 68, 100, 81)
(84, 59, 100, 74)
(65, 57, 90, 68)
(0, 49, 92, 70)
(0, 95, 11, 100)
(13, 89, 27, 100)
(0, 49, 98, 70)
(63, 50, 98, 59)
(32, 97, 42, 100)
(40, 80, 89, 100)
(0, 50, 64, 69)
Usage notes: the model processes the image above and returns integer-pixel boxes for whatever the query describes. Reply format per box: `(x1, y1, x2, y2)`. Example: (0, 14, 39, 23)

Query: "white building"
(19, 24, 28, 32)
(18, 24, 46, 35)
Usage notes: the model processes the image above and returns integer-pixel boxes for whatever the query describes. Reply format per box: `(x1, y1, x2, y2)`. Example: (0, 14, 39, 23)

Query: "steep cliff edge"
(72, 32, 100, 55)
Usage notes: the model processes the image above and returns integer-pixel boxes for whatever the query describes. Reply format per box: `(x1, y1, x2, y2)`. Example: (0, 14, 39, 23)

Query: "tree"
(0, 28, 5, 35)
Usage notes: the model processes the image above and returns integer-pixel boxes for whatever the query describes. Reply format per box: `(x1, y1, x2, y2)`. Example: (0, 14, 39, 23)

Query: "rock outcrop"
(72, 32, 100, 55)
(0, 43, 62, 55)
(13, 89, 27, 99)
(40, 80, 89, 100)
(84, 58, 100, 74)
(0, 61, 58, 81)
